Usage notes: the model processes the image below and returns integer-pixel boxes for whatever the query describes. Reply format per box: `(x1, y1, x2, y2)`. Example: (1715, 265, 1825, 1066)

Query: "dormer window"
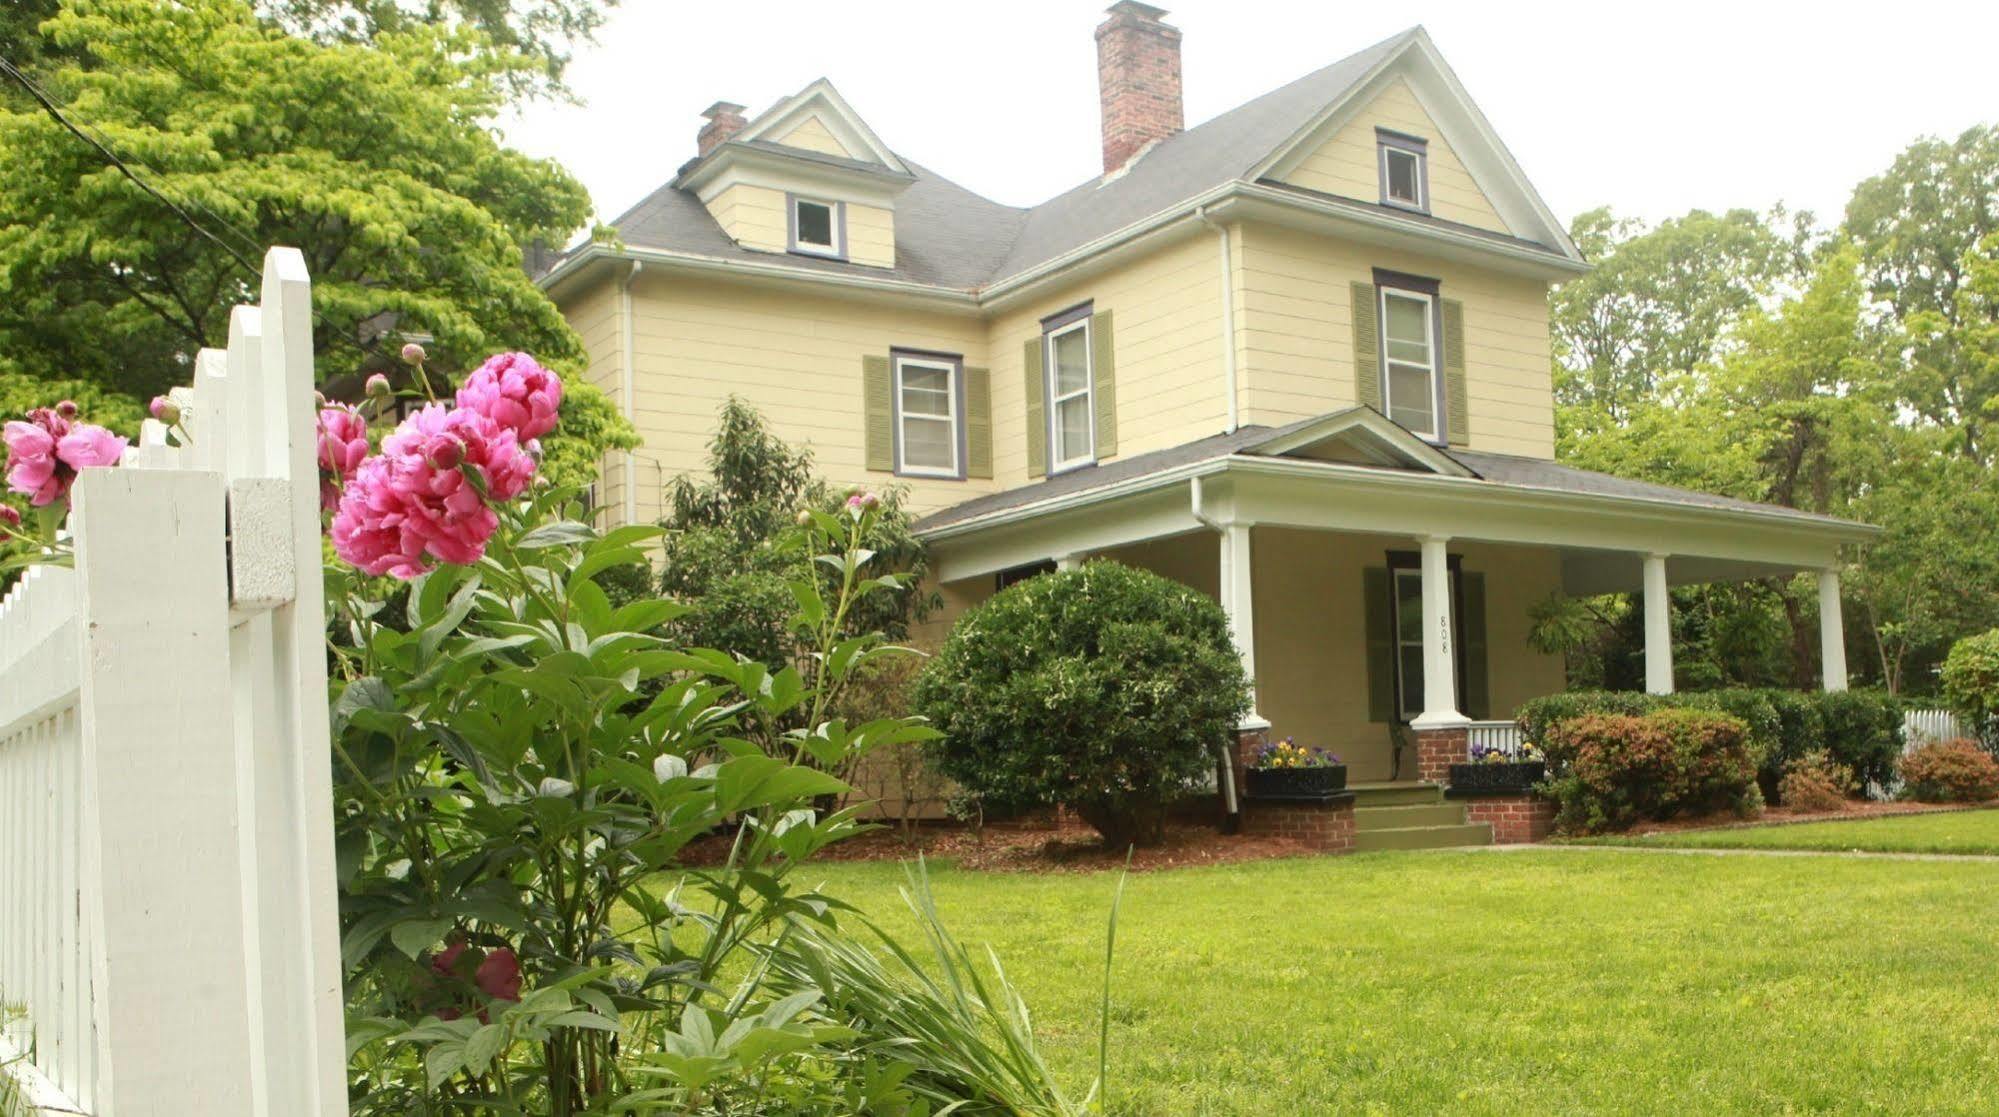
(788, 195, 845, 259)
(1376, 129, 1428, 213)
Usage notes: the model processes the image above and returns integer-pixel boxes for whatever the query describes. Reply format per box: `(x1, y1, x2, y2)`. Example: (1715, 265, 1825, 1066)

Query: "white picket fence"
(1902, 708, 1964, 749)
(1467, 719, 1526, 757)
(0, 248, 347, 1115)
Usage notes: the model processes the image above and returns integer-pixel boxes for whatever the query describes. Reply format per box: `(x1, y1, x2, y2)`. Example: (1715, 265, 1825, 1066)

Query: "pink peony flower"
(456, 352, 562, 442)
(55, 400, 77, 419)
(4, 408, 124, 507)
(474, 948, 521, 1003)
(330, 403, 537, 578)
(316, 405, 370, 511)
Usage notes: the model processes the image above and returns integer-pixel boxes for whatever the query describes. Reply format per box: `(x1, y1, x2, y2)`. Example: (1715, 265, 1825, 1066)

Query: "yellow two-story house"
(539, 5, 1875, 796)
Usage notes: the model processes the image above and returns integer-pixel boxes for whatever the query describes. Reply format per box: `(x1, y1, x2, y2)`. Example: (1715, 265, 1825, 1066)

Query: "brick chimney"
(697, 101, 748, 157)
(1096, 2, 1183, 176)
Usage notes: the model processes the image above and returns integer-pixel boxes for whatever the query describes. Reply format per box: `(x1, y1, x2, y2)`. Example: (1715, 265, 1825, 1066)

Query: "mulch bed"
(1612, 798, 1998, 837)
(677, 817, 1320, 874)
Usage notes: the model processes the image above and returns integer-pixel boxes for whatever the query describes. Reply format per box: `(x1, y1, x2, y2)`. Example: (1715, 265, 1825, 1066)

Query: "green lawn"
(1581, 807, 1999, 856)
(807, 849, 1999, 1115)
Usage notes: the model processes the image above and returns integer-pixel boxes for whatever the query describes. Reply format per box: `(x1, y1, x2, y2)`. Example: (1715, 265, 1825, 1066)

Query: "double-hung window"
(1376, 129, 1429, 212)
(892, 351, 961, 477)
(1379, 282, 1440, 441)
(788, 194, 845, 259)
(1044, 307, 1094, 472)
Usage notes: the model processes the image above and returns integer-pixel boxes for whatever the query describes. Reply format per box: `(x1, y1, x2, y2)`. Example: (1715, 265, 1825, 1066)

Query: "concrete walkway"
(1470, 842, 1999, 864)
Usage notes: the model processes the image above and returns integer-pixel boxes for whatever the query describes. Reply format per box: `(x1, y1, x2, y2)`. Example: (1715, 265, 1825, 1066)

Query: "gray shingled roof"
(582, 29, 1437, 292)
(913, 418, 1871, 534)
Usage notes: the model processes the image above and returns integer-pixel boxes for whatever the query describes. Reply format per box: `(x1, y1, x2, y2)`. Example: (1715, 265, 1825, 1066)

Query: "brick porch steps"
(1349, 781, 1495, 851)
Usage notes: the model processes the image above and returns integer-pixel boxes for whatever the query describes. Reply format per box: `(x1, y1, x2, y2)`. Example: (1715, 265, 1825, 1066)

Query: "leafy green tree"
(0, 0, 591, 400)
(1552, 206, 1816, 419)
(658, 398, 940, 681)
(263, 0, 613, 97)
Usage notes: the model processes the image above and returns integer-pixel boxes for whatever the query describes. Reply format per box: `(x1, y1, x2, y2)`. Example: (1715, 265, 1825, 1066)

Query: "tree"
(1552, 206, 1816, 419)
(658, 398, 940, 680)
(0, 0, 592, 401)
(1846, 125, 1999, 461)
(263, 0, 613, 99)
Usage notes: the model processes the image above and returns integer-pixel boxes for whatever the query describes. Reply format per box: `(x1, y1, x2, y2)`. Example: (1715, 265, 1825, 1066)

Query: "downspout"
(1197, 205, 1240, 434)
(618, 260, 643, 526)
(1191, 476, 1242, 830)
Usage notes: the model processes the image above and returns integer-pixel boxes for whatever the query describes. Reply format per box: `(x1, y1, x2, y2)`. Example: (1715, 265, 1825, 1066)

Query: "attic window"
(788, 195, 845, 259)
(1376, 129, 1428, 213)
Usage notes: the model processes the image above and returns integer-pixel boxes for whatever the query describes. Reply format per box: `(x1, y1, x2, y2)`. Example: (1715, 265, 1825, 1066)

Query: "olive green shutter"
(1351, 282, 1383, 412)
(964, 365, 993, 479)
(1023, 338, 1046, 478)
(862, 354, 893, 472)
(1441, 297, 1469, 447)
(1091, 309, 1117, 458)
(1460, 570, 1489, 719)
(1363, 566, 1396, 723)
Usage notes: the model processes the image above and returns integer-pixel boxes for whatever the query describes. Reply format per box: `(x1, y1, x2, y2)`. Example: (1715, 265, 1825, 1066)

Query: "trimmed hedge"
(1899, 739, 1999, 803)
(1538, 710, 1761, 834)
(1517, 688, 1902, 802)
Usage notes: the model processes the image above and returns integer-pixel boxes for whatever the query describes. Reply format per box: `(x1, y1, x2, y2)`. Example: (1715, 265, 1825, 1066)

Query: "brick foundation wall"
(1415, 726, 1468, 784)
(1463, 794, 1556, 844)
(1241, 796, 1356, 852)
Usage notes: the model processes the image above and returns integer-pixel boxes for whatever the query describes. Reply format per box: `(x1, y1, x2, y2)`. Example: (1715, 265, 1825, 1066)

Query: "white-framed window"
(893, 353, 960, 477)
(1045, 314, 1094, 471)
(1380, 286, 1439, 440)
(1377, 131, 1428, 212)
(1391, 563, 1462, 721)
(788, 195, 844, 258)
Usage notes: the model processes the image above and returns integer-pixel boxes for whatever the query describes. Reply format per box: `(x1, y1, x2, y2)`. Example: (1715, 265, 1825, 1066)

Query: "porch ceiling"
(921, 451, 1877, 586)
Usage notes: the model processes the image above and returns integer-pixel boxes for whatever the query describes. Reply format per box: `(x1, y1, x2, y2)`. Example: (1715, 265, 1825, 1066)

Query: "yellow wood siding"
(1235, 221, 1554, 458)
(597, 271, 992, 522)
(1278, 78, 1510, 237)
(986, 233, 1227, 488)
(845, 202, 896, 269)
(771, 115, 853, 158)
(706, 183, 788, 253)
(564, 281, 627, 522)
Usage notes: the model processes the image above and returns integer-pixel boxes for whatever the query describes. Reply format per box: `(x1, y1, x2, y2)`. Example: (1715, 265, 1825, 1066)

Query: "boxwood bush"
(1539, 710, 1762, 833)
(915, 561, 1250, 847)
(1941, 630, 1999, 748)
(1517, 688, 1901, 803)
(1899, 738, 1999, 802)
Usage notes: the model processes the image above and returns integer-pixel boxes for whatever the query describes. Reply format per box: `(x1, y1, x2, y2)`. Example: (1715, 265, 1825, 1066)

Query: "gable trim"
(736, 79, 907, 175)
(1241, 407, 1475, 477)
(1247, 29, 1579, 261)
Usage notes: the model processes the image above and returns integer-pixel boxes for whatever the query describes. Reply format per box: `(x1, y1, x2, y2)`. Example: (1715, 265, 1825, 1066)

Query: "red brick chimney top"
(697, 101, 749, 158)
(1096, 2, 1184, 176)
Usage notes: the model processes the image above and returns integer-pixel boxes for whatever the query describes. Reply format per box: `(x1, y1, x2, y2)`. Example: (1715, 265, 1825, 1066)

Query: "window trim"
(1041, 302, 1096, 475)
(1385, 550, 1466, 722)
(1375, 128, 1430, 214)
(1375, 276, 1446, 444)
(787, 193, 846, 260)
(889, 348, 965, 480)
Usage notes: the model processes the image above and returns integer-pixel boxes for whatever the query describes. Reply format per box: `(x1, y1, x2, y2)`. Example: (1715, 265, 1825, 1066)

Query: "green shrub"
(1899, 739, 1999, 803)
(1538, 709, 1762, 834)
(915, 562, 1251, 847)
(1518, 687, 1901, 804)
(1778, 751, 1854, 813)
(1941, 630, 1999, 747)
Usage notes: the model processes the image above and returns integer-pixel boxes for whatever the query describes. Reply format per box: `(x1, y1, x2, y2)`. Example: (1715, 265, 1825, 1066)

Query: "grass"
(804, 849, 1999, 1115)
(1581, 807, 1999, 856)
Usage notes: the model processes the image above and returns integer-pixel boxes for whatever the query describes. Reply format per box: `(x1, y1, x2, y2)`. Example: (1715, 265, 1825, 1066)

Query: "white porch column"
(1643, 553, 1673, 695)
(1218, 522, 1265, 726)
(1054, 552, 1083, 572)
(1410, 534, 1465, 728)
(1818, 569, 1849, 692)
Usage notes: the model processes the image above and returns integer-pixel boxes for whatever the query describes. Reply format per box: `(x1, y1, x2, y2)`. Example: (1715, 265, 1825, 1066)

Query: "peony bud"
(365, 373, 392, 399)
(794, 509, 812, 526)
(149, 396, 181, 425)
(845, 493, 863, 510)
(55, 400, 78, 419)
(422, 433, 465, 470)
(401, 342, 427, 365)
(859, 491, 881, 511)
(0, 504, 19, 530)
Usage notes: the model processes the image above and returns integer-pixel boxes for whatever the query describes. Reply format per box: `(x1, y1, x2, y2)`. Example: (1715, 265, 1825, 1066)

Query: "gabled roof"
(912, 409, 1877, 537)
(552, 27, 1583, 296)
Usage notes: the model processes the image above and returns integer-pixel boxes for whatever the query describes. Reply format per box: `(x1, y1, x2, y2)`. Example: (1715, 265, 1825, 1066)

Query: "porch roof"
(915, 408, 1880, 589)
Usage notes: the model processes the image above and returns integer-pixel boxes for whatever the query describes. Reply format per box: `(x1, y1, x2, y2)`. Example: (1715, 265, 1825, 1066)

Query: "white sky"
(504, 0, 1999, 234)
